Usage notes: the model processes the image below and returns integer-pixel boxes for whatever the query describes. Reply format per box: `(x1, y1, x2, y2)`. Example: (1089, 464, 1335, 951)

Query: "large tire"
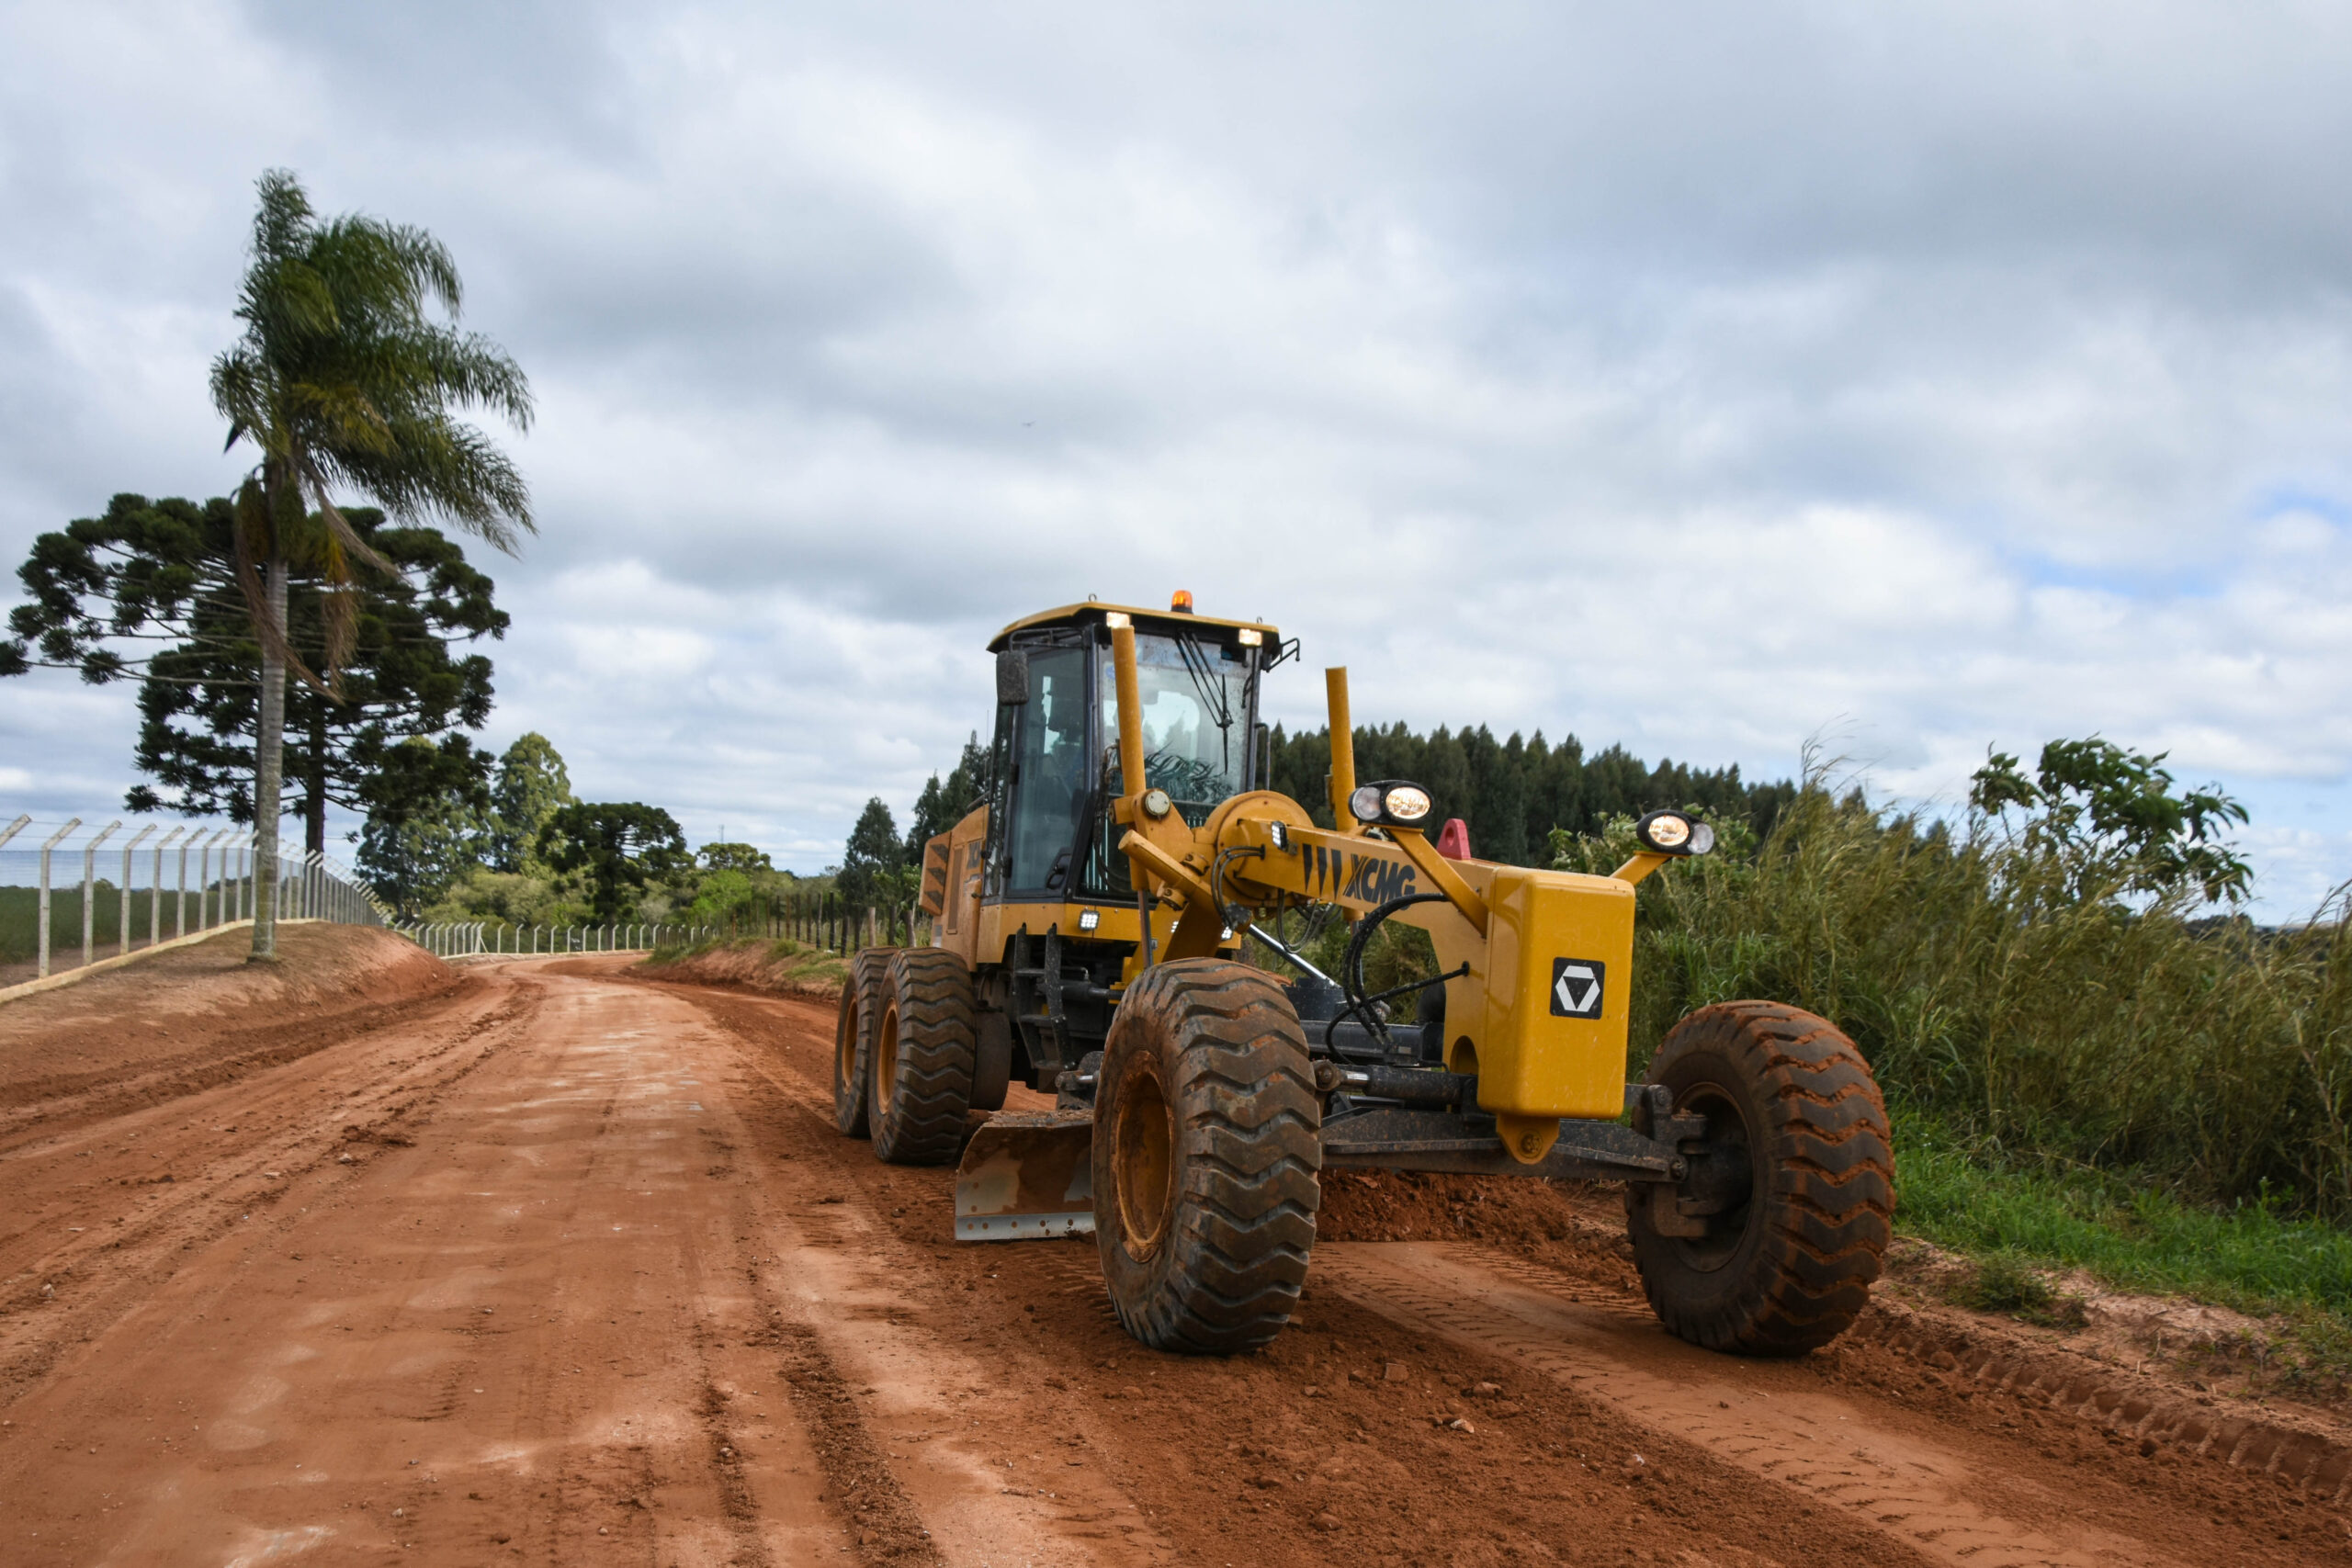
(868, 949, 978, 1164)
(1628, 1001, 1894, 1355)
(832, 948, 897, 1137)
(1093, 959, 1320, 1355)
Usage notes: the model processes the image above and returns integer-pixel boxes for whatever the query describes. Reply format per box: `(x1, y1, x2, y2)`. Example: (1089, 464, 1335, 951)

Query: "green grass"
(1895, 1113, 2352, 1317)
(0, 886, 195, 964)
(1893, 1110, 2352, 1389)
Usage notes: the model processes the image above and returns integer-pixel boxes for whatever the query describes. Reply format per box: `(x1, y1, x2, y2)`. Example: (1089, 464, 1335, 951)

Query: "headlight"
(1350, 779, 1436, 829)
(1634, 809, 1714, 856)
(1382, 784, 1432, 822)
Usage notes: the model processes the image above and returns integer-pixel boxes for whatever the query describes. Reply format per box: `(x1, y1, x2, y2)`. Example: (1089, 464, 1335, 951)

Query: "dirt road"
(0, 937, 2342, 1566)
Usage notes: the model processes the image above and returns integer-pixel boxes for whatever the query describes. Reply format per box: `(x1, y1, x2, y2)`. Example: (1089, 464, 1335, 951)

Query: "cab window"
(1004, 647, 1091, 891)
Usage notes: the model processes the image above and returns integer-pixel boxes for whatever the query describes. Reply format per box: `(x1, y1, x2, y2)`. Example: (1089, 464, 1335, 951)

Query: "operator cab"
(986, 598, 1284, 907)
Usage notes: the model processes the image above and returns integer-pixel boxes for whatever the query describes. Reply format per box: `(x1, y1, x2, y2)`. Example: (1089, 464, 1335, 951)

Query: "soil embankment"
(0, 942, 2340, 1566)
(0, 923, 457, 1140)
(642, 935, 849, 1000)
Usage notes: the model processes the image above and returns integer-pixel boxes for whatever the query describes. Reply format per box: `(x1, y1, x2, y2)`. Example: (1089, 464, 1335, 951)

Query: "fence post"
(146, 829, 172, 946)
(175, 830, 192, 938)
(36, 818, 81, 979)
(121, 824, 154, 954)
(212, 829, 232, 926)
(196, 829, 217, 929)
(81, 820, 120, 968)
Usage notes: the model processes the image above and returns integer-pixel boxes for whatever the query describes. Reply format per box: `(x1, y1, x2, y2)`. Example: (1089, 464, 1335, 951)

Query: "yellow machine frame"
(924, 608, 1679, 1165)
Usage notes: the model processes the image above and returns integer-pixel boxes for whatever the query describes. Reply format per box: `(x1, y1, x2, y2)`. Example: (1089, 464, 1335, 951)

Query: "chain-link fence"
(730, 887, 931, 952)
(0, 813, 390, 983)
(401, 922, 716, 958)
(396, 891, 937, 964)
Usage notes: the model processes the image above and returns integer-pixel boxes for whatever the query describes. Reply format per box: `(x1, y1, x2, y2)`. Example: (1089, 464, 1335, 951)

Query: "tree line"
(825, 721, 1796, 907)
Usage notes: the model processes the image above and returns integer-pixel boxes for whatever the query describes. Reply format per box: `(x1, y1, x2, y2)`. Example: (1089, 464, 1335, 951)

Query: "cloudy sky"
(4, 2, 2349, 913)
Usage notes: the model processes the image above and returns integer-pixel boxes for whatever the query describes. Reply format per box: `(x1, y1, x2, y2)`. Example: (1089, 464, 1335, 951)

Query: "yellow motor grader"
(834, 596, 1893, 1357)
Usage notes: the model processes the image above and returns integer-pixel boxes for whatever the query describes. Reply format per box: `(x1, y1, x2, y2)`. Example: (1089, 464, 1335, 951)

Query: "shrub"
(1555, 777, 2352, 1220)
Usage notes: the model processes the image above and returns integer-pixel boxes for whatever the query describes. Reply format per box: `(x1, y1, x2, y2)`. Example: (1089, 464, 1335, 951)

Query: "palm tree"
(211, 169, 533, 959)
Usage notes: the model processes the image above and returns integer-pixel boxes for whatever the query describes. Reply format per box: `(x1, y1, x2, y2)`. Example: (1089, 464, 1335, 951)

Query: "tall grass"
(1555, 786, 2352, 1220)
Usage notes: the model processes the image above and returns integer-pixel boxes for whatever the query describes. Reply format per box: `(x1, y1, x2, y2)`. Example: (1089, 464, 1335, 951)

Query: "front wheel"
(1093, 959, 1320, 1355)
(868, 949, 978, 1164)
(1627, 1001, 1894, 1355)
(832, 948, 897, 1136)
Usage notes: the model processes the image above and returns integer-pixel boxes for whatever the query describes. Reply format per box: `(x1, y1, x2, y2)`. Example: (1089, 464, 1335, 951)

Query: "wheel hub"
(1110, 1061, 1174, 1258)
(1667, 1082, 1756, 1272)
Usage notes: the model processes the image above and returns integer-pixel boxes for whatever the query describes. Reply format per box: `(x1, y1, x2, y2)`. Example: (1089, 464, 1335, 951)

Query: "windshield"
(1098, 633, 1252, 819)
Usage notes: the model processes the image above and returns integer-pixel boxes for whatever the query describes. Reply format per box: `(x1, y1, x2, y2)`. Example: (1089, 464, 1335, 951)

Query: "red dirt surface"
(0, 935, 2342, 1565)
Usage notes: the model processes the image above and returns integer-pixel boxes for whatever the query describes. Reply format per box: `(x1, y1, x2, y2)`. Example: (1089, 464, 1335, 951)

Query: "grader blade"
(953, 1110, 1096, 1240)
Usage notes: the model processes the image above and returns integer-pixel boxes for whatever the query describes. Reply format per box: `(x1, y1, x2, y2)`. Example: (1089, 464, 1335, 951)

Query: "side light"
(1078, 908, 1101, 932)
(1634, 809, 1713, 856)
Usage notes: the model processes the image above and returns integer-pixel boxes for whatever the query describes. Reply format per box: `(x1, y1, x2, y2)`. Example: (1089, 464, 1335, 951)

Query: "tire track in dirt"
(0, 958, 853, 1567)
(688, 985, 1167, 1567)
(1317, 1242, 2175, 1567)
(0, 975, 544, 1397)
(662, 974, 2338, 1568)
(665, 980, 1922, 1568)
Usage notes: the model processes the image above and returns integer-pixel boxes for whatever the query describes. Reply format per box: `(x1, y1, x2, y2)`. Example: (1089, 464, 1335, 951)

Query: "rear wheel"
(1628, 1001, 1894, 1354)
(869, 949, 979, 1164)
(1093, 959, 1320, 1354)
(832, 948, 897, 1136)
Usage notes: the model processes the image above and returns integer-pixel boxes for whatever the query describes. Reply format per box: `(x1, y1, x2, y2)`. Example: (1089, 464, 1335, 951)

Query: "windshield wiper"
(1172, 630, 1238, 776)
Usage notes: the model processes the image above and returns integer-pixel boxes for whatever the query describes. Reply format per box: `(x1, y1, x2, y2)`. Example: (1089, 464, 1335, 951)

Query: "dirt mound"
(641, 936, 851, 1000)
(0, 922, 456, 1138)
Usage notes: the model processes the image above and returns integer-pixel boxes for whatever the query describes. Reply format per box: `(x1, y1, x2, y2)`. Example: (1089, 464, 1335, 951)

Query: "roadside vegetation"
(640, 933, 852, 996)
(1556, 743, 2348, 1382)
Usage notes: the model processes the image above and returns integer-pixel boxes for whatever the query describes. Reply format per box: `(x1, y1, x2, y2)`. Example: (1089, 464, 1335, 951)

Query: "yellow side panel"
(937, 807, 989, 967)
(1474, 867, 1635, 1122)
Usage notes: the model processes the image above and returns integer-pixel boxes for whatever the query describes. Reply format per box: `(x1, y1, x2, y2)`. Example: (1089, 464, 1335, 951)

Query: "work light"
(1634, 809, 1715, 856)
(1349, 780, 1435, 828)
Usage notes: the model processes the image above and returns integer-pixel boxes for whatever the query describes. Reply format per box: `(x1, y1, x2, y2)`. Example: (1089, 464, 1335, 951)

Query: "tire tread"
(1631, 1000, 1894, 1355)
(869, 949, 978, 1165)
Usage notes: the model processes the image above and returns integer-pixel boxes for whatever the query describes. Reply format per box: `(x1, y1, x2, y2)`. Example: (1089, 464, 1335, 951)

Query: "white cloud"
(2, 1, 2350, 912)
